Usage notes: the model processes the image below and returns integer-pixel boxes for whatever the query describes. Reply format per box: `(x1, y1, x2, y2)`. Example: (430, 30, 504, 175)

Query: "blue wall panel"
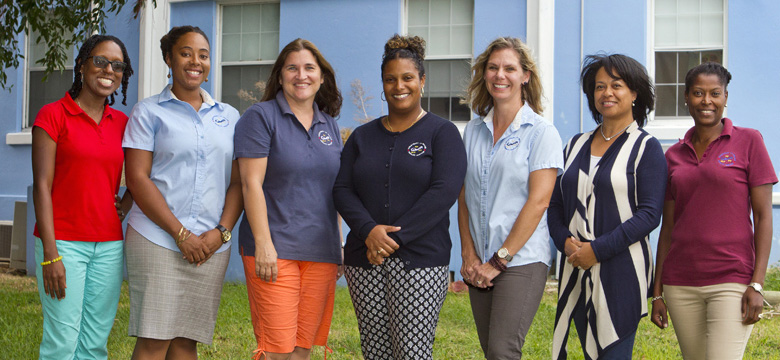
(473, 0, 526, 52)
(553, 0, 583, 144)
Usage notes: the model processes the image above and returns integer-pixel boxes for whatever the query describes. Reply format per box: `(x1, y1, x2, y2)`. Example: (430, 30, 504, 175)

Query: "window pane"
(408, 27, 428, 43)
(242, 5, 263, 33)
(430, 0, 450, 26)
(701, 14, 723, 46)
(29, 70, 73, 123)
(422, 59, 470, 122)
(655, 52, 676, 84)
(655, 85, 677, 116)
(678, 0, 699, 14)
(677, 85, 688, 117)
(451, 25, 472, 56)
(678, 51, 700, 81)
(222, 6, 241, 34)
(701, 0, 723, 12)
(260, 32, 279, 60)
(221, 65, 272, 114)
(241, 33, 261, 61)
(450, 59, 470, 90)
(408, 0, 429, 26)
(425, 60, 450, 95)
(654, 15, 677, 47)
(451, 98, 471, 121)
(29, 28, 74, 66)
(677, 14, 700, 45)
(701, 50, 722, 64)
(655, 0, 676, 16)
(428, 26, 450, 56)
(222, 34, 241, 62)
(427, 97, 450, 119)
(452, 0, 473, 24)
(261, 3, 280, 31)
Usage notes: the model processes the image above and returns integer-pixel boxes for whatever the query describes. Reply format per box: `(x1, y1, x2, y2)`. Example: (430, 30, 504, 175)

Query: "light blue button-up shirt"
(463, 104, 564, 267)
(123, 85, 239, 253)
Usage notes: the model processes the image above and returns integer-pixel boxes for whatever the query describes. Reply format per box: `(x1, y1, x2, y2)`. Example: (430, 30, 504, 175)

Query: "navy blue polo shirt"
(333, 113, 467, 269)
(234, 91, 342, 264)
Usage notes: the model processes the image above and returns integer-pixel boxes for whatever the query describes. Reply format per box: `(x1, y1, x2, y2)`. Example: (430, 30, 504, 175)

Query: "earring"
(684, 102, 687, 106)
(380, 91, 386, 101)
(167, 73, 171, 79)
(523, 81, 528, 86)
(724, 104, 727, 108)
(205, 78, 208, 83)
(632, 100, 636, 107)
(421, 87, 424, 95)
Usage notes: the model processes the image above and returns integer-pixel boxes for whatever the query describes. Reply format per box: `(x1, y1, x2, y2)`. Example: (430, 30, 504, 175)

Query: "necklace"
(385, 109, 426, 132)
(600, 122, 632, 141)
(75, 97, 104, 122)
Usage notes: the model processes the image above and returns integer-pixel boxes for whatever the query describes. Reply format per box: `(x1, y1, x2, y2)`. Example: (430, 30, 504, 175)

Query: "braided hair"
(68, 35, 134, 106)
(381, 34, 426, 78)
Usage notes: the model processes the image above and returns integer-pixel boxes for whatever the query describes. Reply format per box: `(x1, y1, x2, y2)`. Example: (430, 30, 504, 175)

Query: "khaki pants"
(664, 283, 754, 360)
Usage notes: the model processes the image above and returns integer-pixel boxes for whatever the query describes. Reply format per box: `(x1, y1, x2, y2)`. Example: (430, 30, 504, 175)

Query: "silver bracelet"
(651, 295, 664, 302)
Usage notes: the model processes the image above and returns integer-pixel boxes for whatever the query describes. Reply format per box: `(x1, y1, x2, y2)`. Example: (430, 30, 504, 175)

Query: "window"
(25, 28, 74, 128)
(407, 0, 473, 122)
(220, 2, 280, 114)
(653, 0, 725, 118)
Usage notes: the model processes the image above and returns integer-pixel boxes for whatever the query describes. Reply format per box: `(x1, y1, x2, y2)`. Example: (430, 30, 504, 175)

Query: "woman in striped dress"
(547, 54, 667, 359)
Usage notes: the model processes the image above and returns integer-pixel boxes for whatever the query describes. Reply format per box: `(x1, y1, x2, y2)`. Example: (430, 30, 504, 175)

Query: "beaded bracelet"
(41, 255, 63, 266)
(651, 295, 664, 302)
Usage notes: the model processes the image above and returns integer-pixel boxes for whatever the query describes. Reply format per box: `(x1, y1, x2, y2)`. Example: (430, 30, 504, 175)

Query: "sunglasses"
(86, 55, 127, 72)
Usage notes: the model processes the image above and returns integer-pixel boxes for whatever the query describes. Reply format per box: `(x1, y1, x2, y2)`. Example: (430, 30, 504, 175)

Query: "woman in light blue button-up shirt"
(123, 26, 243, 358)
(458, 37, 563, 359)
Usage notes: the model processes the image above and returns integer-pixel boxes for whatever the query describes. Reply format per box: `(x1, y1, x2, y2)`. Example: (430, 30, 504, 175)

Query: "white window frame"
(645, 0, 728, 141)
(403, 0, 474, 123)
(24, 29, 75, 128)
(215, 0, 279, 108)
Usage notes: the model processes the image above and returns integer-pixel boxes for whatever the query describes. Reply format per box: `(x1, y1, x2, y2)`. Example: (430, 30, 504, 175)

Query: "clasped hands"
(176, 228, 223, 265)
(366, 225, 401, 265)
(565, 236, 597, 270)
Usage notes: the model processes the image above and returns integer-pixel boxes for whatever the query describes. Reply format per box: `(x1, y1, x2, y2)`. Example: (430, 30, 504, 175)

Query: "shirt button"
(385, 163, 390, 168)
(384, 183, 388, 188)
(389, 147, 394, 151)
(384, 203, 389, 208)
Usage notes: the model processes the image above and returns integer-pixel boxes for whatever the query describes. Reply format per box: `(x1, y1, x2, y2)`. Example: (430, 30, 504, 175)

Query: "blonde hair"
(464, 37, 544, 116)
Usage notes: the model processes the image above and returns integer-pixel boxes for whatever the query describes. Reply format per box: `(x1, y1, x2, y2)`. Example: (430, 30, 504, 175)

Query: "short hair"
(68, 34, 134, 106)
(464, 37, 544, 116)
(160, 25, 209, 63)
(684, 61, 731, 94)
(381, 34, 426, 79)
(261, 38, 342, 118)
(580, 53, 654, 127)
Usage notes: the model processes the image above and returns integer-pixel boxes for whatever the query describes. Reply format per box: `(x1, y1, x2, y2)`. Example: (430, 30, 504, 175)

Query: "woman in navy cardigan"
(333, 34, 466, 360)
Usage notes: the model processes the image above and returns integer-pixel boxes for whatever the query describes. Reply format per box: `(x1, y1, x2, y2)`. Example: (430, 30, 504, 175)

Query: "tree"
(0, 0, 154, 90)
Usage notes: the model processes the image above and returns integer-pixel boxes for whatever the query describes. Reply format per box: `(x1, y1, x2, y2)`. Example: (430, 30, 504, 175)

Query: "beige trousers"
(664, 283, 754, 360)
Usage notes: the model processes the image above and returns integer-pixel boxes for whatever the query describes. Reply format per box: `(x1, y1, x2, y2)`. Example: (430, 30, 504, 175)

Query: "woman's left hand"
(196, 229, 223, 266)
(742, 287, 764, 324)
(114, 194, 126, 221)
(568, 242, 597, 270)
(471, 262, 501, 288)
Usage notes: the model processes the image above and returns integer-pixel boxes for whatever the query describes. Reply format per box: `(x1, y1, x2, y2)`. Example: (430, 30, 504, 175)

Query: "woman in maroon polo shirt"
(31, 34, 134, 359)
(651, 62, 777, 359)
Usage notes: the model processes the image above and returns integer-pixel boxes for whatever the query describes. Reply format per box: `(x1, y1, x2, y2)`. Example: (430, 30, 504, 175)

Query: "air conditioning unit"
(0, 220, 12, 263)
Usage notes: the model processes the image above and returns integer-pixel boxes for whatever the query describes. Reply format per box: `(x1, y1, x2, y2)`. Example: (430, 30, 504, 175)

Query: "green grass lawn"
(2, 268, 779, 359)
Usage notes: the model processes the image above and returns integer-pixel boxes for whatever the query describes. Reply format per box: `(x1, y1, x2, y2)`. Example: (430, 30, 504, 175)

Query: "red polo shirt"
(662, 118, 777, 286)
(33, 93, 129, 242)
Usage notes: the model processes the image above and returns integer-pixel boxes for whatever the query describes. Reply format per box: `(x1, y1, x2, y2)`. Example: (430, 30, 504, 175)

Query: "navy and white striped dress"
(547, 122, 666, 359)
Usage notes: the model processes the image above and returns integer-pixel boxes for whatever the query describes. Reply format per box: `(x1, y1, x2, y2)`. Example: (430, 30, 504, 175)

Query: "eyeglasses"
(86, 55, 127, 72)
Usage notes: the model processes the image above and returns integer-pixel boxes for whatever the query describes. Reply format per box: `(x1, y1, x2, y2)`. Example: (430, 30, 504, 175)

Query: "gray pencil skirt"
(125, 225, 230, 344)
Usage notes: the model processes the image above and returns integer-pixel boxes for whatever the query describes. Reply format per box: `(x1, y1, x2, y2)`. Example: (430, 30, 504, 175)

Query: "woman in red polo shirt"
(31, 34, 134, 360)
(651, 62, 777, 359)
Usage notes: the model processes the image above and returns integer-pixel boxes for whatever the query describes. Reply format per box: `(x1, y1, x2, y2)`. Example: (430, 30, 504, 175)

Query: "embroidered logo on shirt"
(212, 116, 229, 127)
(718, 152, 736, 166)
(407, 142, 427, 156)
(318, 130, 334, 146)
(504, 137, 520, 151)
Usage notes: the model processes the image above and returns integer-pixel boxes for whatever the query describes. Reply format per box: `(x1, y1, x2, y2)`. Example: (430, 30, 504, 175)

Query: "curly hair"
(381, 34, 426, 79)
(160, 25, 209, 63)
(684, 61, 731, 94)
(580, 53, 654, 127)
(261, 38, 342, 118)
(67, 35, 134, 106)
(463, 37, 544, 116)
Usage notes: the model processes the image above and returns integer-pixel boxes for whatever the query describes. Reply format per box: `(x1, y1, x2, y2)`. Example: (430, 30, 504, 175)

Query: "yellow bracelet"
(41, 255, 63, 266)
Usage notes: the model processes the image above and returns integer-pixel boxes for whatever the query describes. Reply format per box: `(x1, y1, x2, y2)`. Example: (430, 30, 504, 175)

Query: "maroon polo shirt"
(662, 118, 777, 286)
(33, 93, 129, 242)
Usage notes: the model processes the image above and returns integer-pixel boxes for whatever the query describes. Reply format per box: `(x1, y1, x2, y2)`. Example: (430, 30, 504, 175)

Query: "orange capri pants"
(242, 255, 337, 357)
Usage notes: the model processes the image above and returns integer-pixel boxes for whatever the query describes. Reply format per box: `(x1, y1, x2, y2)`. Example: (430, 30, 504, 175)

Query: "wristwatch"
(216, 224, 232, 243)
(749, 282, 764, 297)
(497, 247, 514, 262)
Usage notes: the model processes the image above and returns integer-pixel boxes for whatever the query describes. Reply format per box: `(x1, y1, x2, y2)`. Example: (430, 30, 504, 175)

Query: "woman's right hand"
(651, 298, 669, 329)
(366, 225, 401, 256)
(42, 258, 66, 300)
(255, 242, 278, 282)
(177, 232, 209, 264)
(460, 252, 481, 284)
(565, 236, 582, 257)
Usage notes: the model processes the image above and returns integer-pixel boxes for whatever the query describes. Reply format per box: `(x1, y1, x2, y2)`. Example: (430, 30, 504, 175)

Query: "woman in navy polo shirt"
(651, 62, 776, 359)
(32, 34, 133, 360)
(234, 38, 343, 360)
(333, 34, 466, 360)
